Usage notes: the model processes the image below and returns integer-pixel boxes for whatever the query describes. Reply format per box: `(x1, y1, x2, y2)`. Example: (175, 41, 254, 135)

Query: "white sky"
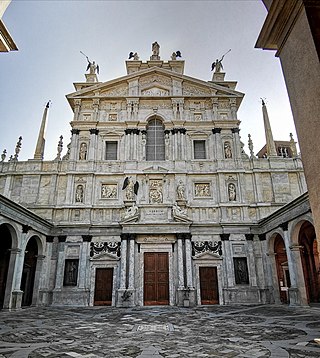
(0, 0, 297, 161)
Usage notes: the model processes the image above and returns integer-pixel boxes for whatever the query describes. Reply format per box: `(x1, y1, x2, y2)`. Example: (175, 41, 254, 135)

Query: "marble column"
(212, 128, 222, 160)
(70, 129, 80, 161)
(4, 248, 23, 309)
(141, 130, 147, 161)
(231, 128, 241, 159)
(79, 236, 92, 289)
(290, 244, 308, 306)
(32, 254, 46, 306)
(185, 235, 193, 288)
(220, 234, 233, 287)
(119, 235, 128, 289)
(177, 237, 184, 289)
(88, 129, 99, 161)
(128, 237, 135, 289)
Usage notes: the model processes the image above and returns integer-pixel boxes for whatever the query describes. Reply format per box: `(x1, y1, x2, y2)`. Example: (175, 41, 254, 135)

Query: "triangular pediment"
(90, 251, 120, 261)
(193, 251, 222, 260)
(67, 66, 244, 110)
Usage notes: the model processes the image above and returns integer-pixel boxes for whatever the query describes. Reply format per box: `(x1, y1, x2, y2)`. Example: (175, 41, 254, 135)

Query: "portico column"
(177, 235, 184, 289)
(119, 235, 128, 289)
(220, 234, 233, 286)
(3, 248, 22, 309)
(185, 235, 193, 288)
(290, 245, 308, 306)
(267, 252, 281, 304)
(79, 235, 92, 289)
(32, 254, 46, 305)
(128, 235, 136, 289)
(54, 236, 67, 290)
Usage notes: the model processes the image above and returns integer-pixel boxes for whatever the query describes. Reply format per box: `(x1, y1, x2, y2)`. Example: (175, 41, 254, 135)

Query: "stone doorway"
(299, 222, 320, 303)
(94, 268, 113, 306)
(199, 266, 219, 304)
(0, 224, 12, 309)
(144, 252, 169, 305)
(21, 237, 38, 307)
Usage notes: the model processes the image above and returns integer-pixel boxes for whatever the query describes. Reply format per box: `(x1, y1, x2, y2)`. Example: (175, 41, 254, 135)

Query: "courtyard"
(0, 305, 320, 357)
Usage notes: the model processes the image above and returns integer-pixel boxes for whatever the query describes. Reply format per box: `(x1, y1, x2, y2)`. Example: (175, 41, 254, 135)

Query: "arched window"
(146, 118, 165, 161)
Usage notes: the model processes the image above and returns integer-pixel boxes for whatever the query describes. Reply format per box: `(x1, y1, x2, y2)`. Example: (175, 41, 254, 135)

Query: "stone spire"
(261, 99, 277, 157)
(33, 101, 50, 160)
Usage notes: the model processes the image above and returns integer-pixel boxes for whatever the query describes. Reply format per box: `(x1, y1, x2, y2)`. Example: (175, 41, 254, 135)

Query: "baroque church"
(0, 43, 319, 310)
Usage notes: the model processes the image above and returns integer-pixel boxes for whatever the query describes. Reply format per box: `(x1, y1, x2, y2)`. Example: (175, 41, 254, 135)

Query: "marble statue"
(228, 183, 236, 201)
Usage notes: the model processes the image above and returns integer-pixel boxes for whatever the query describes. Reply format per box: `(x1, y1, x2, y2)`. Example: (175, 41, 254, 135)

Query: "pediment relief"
(183, 83, 211, 96)
(90, 252, 120, 261)
(193, 251, 222, 260)
(139, 74, 172, 88)
(141, 87, 170, 96)
(101, 85, 128, 97)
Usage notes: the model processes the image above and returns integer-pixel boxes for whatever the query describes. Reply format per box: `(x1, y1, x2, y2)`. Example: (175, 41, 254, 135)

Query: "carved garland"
(90, 242, 121, 257)
(192, 241, 222, 256)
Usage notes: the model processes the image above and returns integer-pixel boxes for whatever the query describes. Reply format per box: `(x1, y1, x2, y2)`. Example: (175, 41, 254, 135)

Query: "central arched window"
(146, 118, 165, 161)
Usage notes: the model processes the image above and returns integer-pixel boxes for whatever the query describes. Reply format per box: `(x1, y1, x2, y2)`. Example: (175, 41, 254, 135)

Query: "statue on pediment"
(211, 49, 231, 73)
(152, 42, 160, 56)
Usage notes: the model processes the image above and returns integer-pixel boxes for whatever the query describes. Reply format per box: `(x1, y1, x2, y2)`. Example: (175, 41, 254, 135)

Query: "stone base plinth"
(10, 290, 23, 310)
(117, 288, 135, 307)
(38, 289, 53, 306)
(176, 287, 196, 307)
(52, 288, 89, 306)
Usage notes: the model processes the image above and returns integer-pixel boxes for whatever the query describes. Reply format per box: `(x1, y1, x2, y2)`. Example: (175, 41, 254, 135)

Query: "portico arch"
(297, 221, 319, 303)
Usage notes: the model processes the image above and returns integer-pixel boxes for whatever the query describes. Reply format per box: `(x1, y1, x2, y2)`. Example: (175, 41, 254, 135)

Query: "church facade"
(1, 45, 318, 310)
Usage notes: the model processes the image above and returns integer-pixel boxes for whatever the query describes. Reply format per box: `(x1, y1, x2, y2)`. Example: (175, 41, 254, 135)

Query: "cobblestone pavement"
(1, 305, 320, 358)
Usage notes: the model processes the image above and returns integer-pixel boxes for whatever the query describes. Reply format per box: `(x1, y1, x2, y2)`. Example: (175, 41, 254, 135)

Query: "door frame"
(199, 266, 219, 304)
(193, 254, 223, 305)
(89, 257, 119, 307)
(137, 240, 175, 306)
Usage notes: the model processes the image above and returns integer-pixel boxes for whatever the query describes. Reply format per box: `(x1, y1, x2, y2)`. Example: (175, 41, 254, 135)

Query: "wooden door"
(94, 268, 113, 306)
(199, 266, 219, 304)
(144, 253, 169, 305)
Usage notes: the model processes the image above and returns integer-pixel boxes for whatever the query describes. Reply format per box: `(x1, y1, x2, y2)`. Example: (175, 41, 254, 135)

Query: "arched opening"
(21, 236, 38, 306)
(274, 234, 290, 303)
(0, 224, 12, 309)
(146, 118, 165, 161)
(299, 221, 320, 303)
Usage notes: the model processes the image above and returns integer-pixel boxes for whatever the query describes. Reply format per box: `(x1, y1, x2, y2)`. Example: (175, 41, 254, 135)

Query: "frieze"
(194, 183, 211, 197)
(192, 241, 222, 256)
(103, 86, 128, 97)
(139, 101, 171, 109)
(90, 242, 121, 257)
(141, 87, 169, 96)
(183, 84, 211, 96)
(139, 75, 171, 87)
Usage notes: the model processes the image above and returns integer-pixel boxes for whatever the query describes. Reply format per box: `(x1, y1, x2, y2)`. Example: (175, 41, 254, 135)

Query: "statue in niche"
(234, 258, 249, 284)
(152, 41, 160, 56)
(79, 143, 87, 160)
(176, 180, 186, 200)
(122, 176, 139, 201)
(224, 142, 232, 159)
(228, 183, 236, 201)
(75, 184, 84, 203)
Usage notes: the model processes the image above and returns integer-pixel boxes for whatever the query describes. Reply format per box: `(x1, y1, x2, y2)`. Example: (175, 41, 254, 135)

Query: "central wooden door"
(94, 268, 113, 306)
(144, 252, 169, 305)
(199, 266, 219, 304)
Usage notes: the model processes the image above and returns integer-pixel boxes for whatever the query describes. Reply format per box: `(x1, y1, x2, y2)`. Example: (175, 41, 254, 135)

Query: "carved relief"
(103, 86, 128, 97)
(82, 113, 92, 121)
(108, 113, 118, 121)
(176, 180, 186, 200)
(141, 87, 169, 96)
(183, 84, 210, 96)
(192, 241, 222, 256)
(139, 100, 171, 109)
(140, 75, 171, 87)
(149, 179, 163, 203)
(101, 184, 117, 199)
(194, 113, 202, 121)
(219, 100, 229, 109)
(228, 183, 237, 201)
(194, 183, 210, 197)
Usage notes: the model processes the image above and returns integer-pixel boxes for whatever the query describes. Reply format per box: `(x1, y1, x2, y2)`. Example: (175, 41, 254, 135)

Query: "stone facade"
(1, 50, 315, 310)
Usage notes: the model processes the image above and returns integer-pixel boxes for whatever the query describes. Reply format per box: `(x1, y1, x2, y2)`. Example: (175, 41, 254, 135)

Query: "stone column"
(125, 129, 131, 160)
(128, 237, 135, 289)
(231, 128, 241, 159)
(52, 236, 67, 306)
(266, 252, 281, 304)
(141, 130, 147, 161)
(4, 248, 23, 310)
(172, 129, 178, 161)
(180, 129, 186, 161)
(32, 254, 46, 306)
(119, 236, 128, 290)
(88, 129, 99, 161)
(92, 99, 100, 122)
(212, 128, 222, 160)
(221, 234, 233, 287)
(185, 235, 193, 288)
(246, 237, 257, 287)
(177, 236, 185, 289)
(164, 130, 170, 160)
(70, 129, 80, 161)
(38, 236, 54, 306)
(79, 236, 92, 289)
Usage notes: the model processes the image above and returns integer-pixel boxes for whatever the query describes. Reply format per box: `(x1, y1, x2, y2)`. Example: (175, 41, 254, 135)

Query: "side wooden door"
(144, 253, 169, 305)
(199, 266, 219, 304)
(94, 268, 113, 306)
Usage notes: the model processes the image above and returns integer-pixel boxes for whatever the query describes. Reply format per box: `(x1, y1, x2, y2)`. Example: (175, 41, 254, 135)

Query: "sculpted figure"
(224, 142, 232, 159)
(86, 60, 99, 74)
(177, 180, 186, 200)
(79, 142, 87, 160)
(122, 176, 139, 200)
(123, 203, 139, 220)
(75, 184, 84, 203)
(228, 183, 236, 201)
(152, 41, 160, 56)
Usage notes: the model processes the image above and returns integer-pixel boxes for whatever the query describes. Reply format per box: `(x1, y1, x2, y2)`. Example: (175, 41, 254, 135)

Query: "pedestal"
(11, 290, 23, 310)
(117, 288, 135, 307)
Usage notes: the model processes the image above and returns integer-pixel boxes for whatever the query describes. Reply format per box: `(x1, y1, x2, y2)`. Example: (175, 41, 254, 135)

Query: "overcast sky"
(0, 0, 296, 161)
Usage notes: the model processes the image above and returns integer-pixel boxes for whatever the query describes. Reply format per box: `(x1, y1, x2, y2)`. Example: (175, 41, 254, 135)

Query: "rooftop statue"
(171, 50, 182, 60)
(128, 51, 139, 60)
(152, 41, 160, 56)
(80, 51, 99, 74)
(211, 49, 231, 73)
